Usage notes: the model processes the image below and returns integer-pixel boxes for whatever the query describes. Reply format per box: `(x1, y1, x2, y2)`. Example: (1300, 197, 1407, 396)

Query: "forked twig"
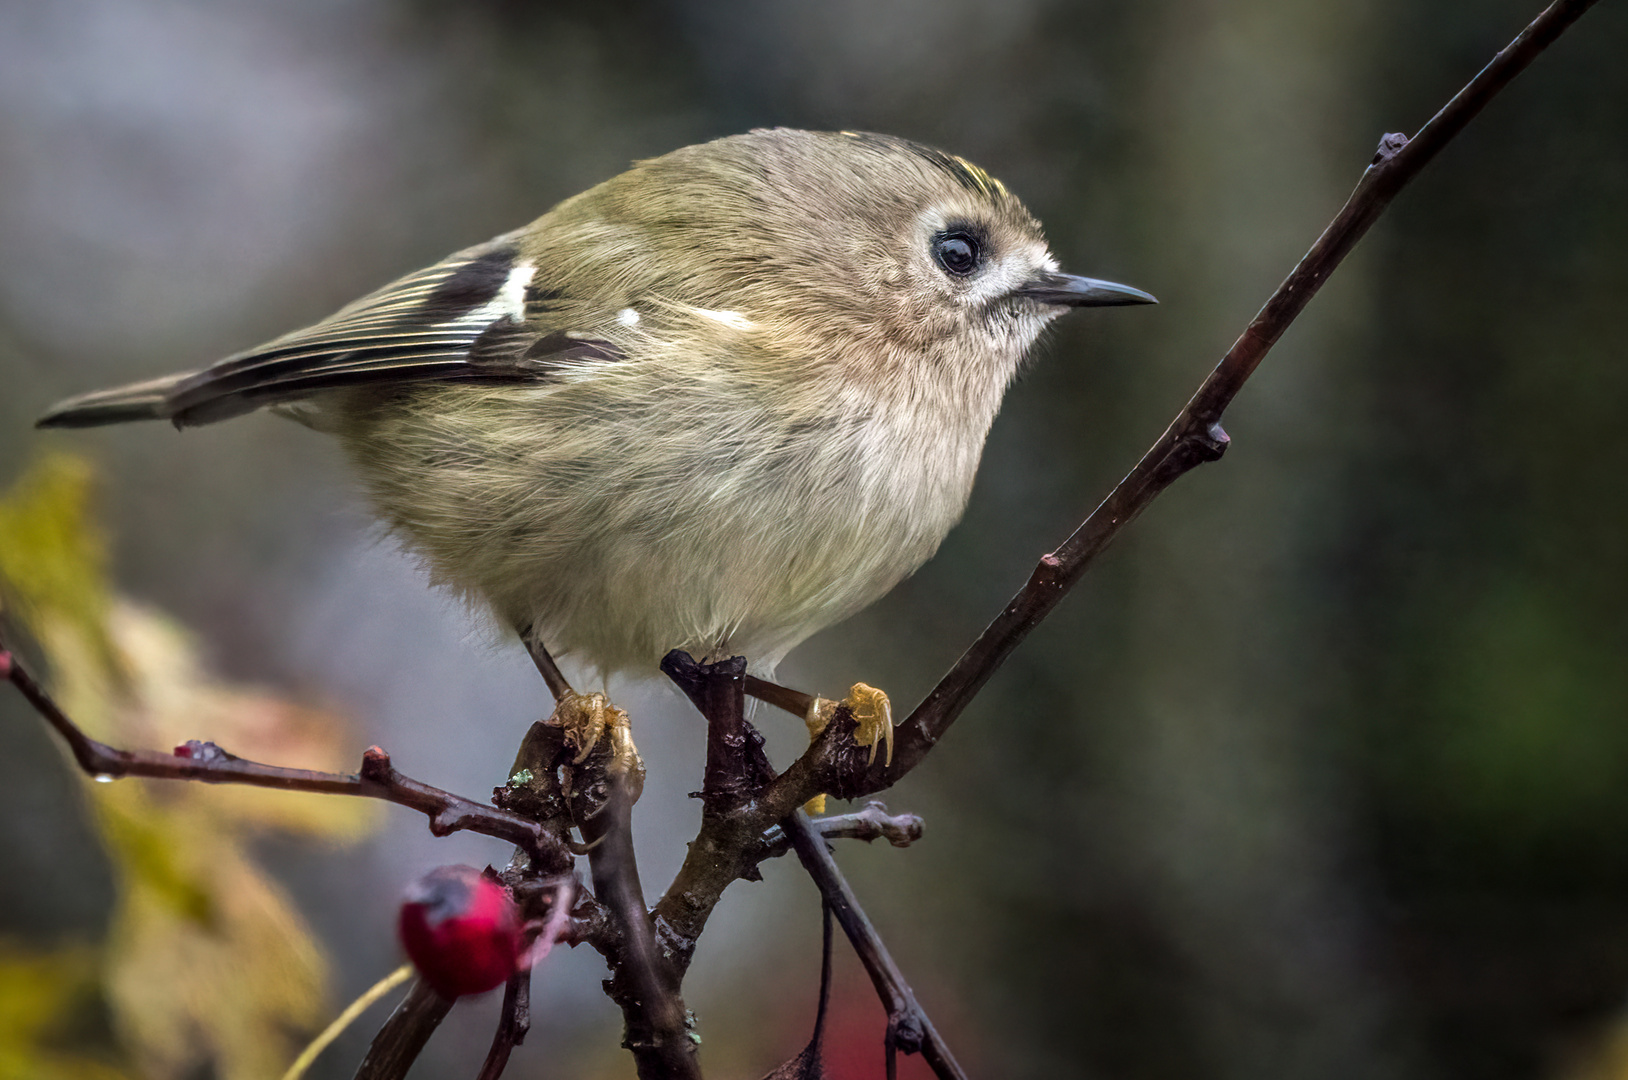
(783, 811, 968, 1080)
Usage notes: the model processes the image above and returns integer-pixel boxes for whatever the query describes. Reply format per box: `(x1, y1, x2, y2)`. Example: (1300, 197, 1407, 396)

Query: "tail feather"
(36, 373, 192, 429)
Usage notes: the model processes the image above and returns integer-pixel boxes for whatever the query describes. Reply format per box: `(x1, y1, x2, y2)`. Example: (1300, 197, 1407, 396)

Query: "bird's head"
(550, 128, 1154, 408)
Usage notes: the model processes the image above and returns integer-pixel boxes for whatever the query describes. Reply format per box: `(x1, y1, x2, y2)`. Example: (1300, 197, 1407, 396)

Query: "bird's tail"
(35, 373, 194, 429)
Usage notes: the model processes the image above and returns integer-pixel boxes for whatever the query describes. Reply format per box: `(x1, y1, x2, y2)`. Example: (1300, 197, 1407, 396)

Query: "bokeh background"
(2, 0, 1626, 1077)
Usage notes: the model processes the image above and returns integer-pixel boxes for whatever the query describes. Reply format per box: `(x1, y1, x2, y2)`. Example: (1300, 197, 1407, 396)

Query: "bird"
(38, 128, 1154, 769)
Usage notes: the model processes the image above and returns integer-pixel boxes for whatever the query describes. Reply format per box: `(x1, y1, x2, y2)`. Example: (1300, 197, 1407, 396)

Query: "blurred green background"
(2, 0, 1625, 1077)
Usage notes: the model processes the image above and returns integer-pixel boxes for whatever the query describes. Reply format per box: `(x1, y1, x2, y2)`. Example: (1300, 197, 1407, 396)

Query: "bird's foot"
(550, 690, 644, 797)
(802, 682, 894, 814)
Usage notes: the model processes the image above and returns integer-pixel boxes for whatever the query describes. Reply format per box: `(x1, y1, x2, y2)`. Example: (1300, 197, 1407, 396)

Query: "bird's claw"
(802, 682, 894, 814)
(550, 690, 644, 797)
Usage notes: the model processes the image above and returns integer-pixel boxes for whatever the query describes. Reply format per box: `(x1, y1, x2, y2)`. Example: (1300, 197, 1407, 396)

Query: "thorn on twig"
(889, 1010, 927, 1055)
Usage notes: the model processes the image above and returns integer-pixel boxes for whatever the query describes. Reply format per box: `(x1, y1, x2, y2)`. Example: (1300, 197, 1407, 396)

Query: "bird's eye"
(932, 231, 981, 277)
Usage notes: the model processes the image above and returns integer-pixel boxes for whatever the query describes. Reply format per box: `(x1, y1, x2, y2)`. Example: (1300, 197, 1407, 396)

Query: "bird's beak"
(1015, 271, 1157, 307)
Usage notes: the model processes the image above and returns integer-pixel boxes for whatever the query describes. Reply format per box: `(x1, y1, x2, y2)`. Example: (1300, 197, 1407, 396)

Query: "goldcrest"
(39, 129, 1154, 678)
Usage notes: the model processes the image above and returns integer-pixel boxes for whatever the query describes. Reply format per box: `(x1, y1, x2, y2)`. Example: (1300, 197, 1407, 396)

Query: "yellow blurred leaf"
(0, 454, 118, 679)
(0, 943, 134, 1080)
(100, 797, 331, 1080)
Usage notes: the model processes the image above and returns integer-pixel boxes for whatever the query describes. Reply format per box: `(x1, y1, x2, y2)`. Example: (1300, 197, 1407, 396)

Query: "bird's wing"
(38, 232, 621, 430)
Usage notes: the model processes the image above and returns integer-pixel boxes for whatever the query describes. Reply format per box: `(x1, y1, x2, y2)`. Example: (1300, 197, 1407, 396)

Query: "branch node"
(360, 745, 392, 782)
(1372, 130, 1410, 165)
(174, 739, 233, 764)
(890, 1011, 927, 1054)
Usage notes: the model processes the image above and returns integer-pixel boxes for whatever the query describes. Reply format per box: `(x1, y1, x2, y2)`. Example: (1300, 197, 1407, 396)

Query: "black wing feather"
(38, 231, 621, 430)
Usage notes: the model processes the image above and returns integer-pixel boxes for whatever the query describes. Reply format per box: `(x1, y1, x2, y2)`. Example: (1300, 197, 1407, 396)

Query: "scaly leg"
(522, 630, 643, 797)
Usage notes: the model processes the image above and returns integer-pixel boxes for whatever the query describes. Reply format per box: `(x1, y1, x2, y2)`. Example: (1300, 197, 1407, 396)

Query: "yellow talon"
(844, 682, 894, 767)
(550, 691, 645, 797)
(801, 682, 895, 815)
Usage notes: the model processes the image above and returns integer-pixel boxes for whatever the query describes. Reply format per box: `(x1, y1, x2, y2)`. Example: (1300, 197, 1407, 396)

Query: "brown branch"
(654, 655, 789, 977)
(755, 0, 1602, 814)
(0, 644, 574, 873)
(663, 652, 770, 818)
(782, 811, 967, 1080)
(651, 666, 919, 987)
(489, 695, 696, 1076)
(584, 776, 700, 1079)
(648, 652, 778, 988)
(475, 970, 531, 1080)
(352, 979, 452, 1080)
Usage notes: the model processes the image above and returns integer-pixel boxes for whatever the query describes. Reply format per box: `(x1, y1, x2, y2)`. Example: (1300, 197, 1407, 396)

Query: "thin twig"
(352, 979, 452, 1080)
(759, 901, 834, 1080)
(782, 811, 967, 1080)
(475, 970, 532, 1080)
(0, 644, 574, 872)
(757, 0, 1603, 814)
(660, 655, 959, 1078)
(762, 802, 924, 854)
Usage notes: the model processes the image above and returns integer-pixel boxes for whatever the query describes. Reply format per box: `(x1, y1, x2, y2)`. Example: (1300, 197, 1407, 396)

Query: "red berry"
(398, 865, 523, 998)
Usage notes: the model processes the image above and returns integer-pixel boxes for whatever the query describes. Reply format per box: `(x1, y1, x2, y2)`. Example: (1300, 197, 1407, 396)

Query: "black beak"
(1016, 271, 1157, 307)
